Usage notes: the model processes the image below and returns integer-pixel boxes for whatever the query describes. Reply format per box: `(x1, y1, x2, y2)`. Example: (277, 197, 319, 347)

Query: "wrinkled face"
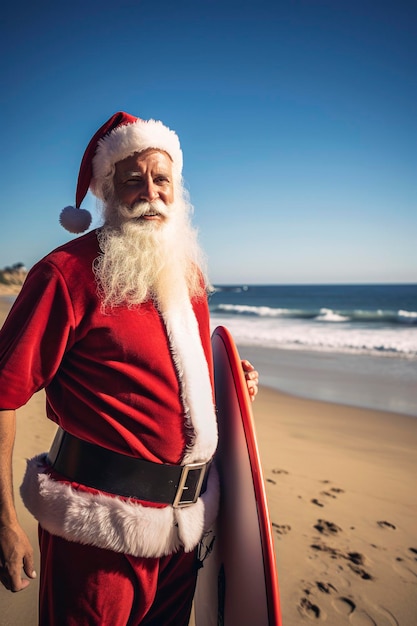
(113, 149, 174, 225)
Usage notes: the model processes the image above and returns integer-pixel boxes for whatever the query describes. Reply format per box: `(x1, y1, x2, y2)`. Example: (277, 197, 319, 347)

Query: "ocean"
(209, 284, 417, 417)
(2, 285, 417, 417)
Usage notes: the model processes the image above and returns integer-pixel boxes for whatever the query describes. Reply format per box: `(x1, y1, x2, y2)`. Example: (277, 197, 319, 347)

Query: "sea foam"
(210, 314, 417, 357)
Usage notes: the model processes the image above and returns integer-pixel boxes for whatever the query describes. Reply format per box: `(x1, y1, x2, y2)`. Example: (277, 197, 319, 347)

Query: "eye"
(125, 177, 143, 186)
(155, 175, 170, 185)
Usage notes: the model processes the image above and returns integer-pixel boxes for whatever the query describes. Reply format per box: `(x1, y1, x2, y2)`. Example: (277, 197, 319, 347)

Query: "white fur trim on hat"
(20, 454, 219, 557)
(91, 119, 183, 200)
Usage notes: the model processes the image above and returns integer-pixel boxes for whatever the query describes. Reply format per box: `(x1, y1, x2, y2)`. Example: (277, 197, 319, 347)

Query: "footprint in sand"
(377, 520, 396, 530)
(272, 522, 291, 536)
(347, 553, 373, 581)
(320, 487, 346, 499)
(314, 519, 342, 536)
(310, 543, 374, 580)
(300, 584, 377, 624)
(333, 599, 398, 626)
(333, 593, 377, 624)
(271, 468, 289, 475)
(393, 547, 417, 582)
(320, 490, 337, 499)
(304, 581, 394, 626)
(304, 575, 399, 626)
(311, 498, 325, 508)
(315, 581, 337, 594)
(332, 596, 356, 616)
(298, 597, 322, 619)
(313, 484, 345, 507)
(320, 480, 344, 490)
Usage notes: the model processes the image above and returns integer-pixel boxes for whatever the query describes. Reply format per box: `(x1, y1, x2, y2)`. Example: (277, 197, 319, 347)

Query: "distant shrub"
(0, 264, 27, 286)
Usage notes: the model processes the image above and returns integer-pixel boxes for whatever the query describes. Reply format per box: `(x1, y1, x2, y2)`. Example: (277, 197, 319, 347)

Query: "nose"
(140, 178, 158, 202)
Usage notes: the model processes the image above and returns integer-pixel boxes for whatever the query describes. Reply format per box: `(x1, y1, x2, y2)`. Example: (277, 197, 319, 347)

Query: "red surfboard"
(194, 326, 282, 625)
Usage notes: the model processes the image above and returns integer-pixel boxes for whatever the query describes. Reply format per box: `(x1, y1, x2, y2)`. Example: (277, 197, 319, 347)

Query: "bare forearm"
(0, 408, 36, 591)
(0, 410, 17, 524)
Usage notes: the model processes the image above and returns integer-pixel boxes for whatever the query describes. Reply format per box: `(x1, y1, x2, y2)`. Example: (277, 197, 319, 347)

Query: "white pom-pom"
(59, 206, 92, 234)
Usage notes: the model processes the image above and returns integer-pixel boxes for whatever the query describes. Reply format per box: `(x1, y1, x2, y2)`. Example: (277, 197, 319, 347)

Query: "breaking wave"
(212, 303, 417, 326)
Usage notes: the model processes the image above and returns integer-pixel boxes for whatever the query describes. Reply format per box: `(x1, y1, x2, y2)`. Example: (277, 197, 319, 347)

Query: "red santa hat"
(60, 111, 183, 233)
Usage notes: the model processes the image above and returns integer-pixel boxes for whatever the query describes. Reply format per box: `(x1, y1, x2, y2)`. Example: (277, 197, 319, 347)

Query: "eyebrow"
(123, 171, 143, 177)
(122, 170, 170, 177)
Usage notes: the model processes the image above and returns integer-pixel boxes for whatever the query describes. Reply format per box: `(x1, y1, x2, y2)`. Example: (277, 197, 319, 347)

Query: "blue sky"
(1, 0, 416, 284)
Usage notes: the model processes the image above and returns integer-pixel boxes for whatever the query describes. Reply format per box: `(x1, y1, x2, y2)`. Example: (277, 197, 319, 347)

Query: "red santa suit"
(0, 229, 219, 624)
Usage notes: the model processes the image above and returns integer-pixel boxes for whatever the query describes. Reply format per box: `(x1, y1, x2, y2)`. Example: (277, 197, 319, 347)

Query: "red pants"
(38, 527, 198, 625)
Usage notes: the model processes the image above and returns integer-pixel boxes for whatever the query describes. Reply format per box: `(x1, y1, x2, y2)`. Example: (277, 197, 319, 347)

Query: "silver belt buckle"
(173, 461, 208, 508)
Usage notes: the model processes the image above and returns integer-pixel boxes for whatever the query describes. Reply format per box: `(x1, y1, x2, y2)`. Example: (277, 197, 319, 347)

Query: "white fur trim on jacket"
(91, 118, 183, 200)
(20, 454, 220, 558)
(161, 293, 218, 465)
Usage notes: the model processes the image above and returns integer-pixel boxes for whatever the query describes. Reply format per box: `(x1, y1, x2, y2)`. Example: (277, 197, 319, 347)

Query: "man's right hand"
(0, 522, 36, 592)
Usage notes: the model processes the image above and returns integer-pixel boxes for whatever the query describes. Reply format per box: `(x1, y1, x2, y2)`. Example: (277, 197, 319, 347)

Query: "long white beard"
(93, 196, 208, 310)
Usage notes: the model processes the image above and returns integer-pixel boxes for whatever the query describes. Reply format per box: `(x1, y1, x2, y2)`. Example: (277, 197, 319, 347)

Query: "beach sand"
(1, 296, 416, 625)
(252, 388, 417, 626)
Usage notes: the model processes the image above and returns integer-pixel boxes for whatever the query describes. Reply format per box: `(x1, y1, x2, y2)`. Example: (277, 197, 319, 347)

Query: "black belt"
(47, 428, 210, 508)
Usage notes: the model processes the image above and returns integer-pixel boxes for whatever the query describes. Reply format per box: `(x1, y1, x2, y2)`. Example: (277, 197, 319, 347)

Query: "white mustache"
(125, 200, 168, 220)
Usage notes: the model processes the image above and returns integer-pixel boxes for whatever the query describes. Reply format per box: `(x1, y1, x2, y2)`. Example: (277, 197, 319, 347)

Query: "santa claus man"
(0, 112, 258, 625)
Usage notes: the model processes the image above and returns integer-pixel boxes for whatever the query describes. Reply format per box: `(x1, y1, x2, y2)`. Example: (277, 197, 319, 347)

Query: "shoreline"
(3, 295, 416, 417)
(237, 343, 417, 418)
